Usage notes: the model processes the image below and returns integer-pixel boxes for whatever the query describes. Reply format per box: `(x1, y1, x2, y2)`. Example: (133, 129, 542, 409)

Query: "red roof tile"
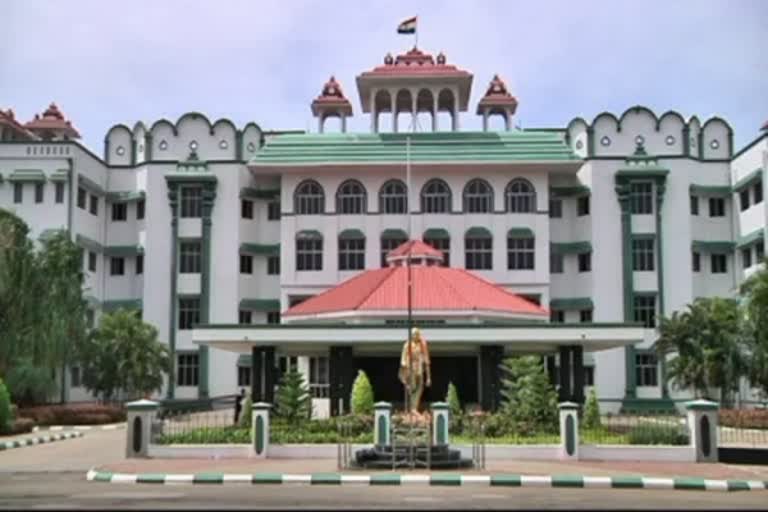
(284, 265, 548, 318)
(359, 48, 471, 78)
(24, 103, 80, 138)
(386, 239, 444, 261)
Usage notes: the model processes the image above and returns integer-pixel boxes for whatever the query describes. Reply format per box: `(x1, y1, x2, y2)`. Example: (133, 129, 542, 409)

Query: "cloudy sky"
(2, 0, 766, 151)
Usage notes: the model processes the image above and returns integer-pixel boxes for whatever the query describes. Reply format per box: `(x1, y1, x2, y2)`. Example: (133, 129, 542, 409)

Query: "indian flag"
(397, 16, 417, 34)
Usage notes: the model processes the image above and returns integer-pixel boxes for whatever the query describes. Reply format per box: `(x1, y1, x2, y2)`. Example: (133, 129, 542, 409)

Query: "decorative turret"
(385, 239, 445, 267)
(0, 108, 38, 141)
(311, 76, 353, 133)
(477, 75, 518, 131)
(24, 103, 80, 140)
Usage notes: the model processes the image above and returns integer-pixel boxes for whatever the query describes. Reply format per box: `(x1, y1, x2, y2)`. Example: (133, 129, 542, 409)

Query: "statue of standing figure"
(398, 327, 432, 422)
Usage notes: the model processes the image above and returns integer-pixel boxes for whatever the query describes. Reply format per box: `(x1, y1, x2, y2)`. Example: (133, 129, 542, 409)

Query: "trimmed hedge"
(719, 408, 768, 429)
(18, 403, 126, 425)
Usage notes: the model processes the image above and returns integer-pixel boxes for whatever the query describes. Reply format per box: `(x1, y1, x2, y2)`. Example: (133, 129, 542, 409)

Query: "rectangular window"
(136, 254, 144, 275)
(633, 295, 656, 328)
(740, 189, 751, 211)
(506, 237, 534, 270)
(742, 248, 752, 269)
(296, 238, 323, 271)
(578, 252, 591, 272)
(550, 310, 565, 323)
(112, 203, 127, 221)
(137, 199, 145, 220)
(89, 194, 98, 216)
(267, 311, 281, 325)
(70, 366, 82, 387)
(690, 195, 699, 215)
(757, 241, 764, 262)
(549, 199, 562, 218)
(584, 366, 595, 387)
(577, 196, 590, 216)
(580, 309, 593, 323)
(465, 237, 492, 270)
(338, 237, 365, 271)
(709, 197, 725, 217)
(35, 183, 44, 203)
(13, 183, 23, 204)
(279, 356, 298, 375)
(241, 199, 254, 219)
(635, 353, 658, 387)
(267, 255, 280, 275)
(632, 238, 655, 271)
(309, 356, 330, 398)
(176, 353, 199, 386)
(630, 182, 653, 214)
(179, 241, 202, 273)
(692, 251, 701, 272)
(238, 310, 252, 325)
(77, 187, 86, 209)
(180, 187, 202, 218)
(178, 297, 201, 330)
(711, 253, 727, 274)
(550, 253, 564, 274)
(755, 180, 763, 205)
(55, 182, 65, 204)
(424, 237, 450, 267)
(240, 254, 253, 274)
(267, 200, 281, 221)
(88, 251, 97, 272)
(110, 257, 125, 276)
(237, 365, 251, 387)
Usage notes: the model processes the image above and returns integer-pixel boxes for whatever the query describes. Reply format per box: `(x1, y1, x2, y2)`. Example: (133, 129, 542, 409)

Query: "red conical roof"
(477, 74, 518, 114)
(311, 76, 353, 117)
(24, 103, 80, 138)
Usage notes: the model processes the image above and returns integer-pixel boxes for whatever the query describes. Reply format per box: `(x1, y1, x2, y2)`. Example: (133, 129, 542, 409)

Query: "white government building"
(1, 46, 766, 416)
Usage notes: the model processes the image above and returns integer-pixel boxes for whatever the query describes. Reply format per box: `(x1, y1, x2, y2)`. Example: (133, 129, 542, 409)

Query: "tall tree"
(499, 356, 558, 433)
(740, 257, 768, 400)
(656, 297, 747, 405)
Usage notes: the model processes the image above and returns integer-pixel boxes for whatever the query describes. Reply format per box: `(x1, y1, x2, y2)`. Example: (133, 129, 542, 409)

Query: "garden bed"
(18, 402, 126, 426)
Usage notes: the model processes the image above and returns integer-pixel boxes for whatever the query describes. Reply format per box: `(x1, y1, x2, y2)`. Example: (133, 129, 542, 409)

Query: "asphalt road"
(1, 472, 768, 510)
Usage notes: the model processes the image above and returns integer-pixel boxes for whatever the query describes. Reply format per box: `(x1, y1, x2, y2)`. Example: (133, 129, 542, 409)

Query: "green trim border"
(0, 432, 83, 451)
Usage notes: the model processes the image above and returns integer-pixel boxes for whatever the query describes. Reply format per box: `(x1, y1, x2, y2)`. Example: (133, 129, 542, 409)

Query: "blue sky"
(2, 0, 767, 152)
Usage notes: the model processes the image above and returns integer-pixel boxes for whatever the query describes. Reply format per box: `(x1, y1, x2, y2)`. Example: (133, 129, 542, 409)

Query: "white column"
(505, 112, 511, 131)
(431, 89, 438, 132)
(125, 399, 159, 458)
(374, 402, 392, 446)
(252, 402, 271, 458)
(558, 401, 580, 460)
(392, 91, 398, 133)
(482, 110, 489, 132)
(370, 89, 377, 133)
(685, 399, 719, 462)
(318, 115, 324, 134)
(341, 114, 347, 133)
(411, 88, 418, 132)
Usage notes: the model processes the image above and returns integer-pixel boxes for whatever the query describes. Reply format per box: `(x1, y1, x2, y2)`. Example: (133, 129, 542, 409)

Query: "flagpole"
(406, 135, 413, 420)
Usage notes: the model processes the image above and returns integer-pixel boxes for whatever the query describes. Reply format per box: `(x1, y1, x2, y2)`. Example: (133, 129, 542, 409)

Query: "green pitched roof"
(549, 297, 594, 310)
(737, 229, 764, 248)
(240, 243, 280, 255)
(249, 131, 581, 166)
(507, 227, 535, 238)
(733, 168, 763, 192)
(239, 299, 281, 312)
(691, 240, 735, 253)
(240, 187, 280, 200)
(551, 241, 592, 254)
(102, 299, 142, 312)
(689, 184, 731, 197)
(381, 229, 408, 239)
(9, 169, 46, 182)
(423, 228, 450, 239)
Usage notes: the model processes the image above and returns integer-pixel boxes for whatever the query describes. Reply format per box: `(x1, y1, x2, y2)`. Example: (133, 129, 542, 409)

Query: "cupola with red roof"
(356, 47, 473, 133)
(283, 239, 548, 324)
(311, 76, 353, 133)
(477, 75, 518, 131)
(24, 103, 80, 140)
(0, 108, 38, 141)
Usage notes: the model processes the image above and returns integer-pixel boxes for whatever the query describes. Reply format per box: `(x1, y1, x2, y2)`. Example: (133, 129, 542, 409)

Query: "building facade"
(1, 47, 766, 413)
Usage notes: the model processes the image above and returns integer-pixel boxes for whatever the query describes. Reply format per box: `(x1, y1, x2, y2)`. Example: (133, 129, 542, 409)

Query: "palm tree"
(740, 257, 768, 400)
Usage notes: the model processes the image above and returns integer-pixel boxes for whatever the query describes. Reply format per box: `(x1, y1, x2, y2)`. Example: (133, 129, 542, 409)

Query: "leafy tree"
(350, 370, 374, 415)
(0, 378, 12, 435)
(3, 357, 57, 405)
(275, 368, 311, 425)
(499, 356, 558, 433)
(656, 297, 747, 405)
(77, 309, 170, 401)
(582, 387, 601, 430)
(740, 258, 768, 400)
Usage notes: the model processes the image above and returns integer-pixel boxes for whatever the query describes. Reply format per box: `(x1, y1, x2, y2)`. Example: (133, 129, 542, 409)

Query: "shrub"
(10, 417, 35, 435)
(350, 371, 374, 415)
(719, 408, 768, 429)
(238, 395, 253, 429)
(628, 424, 689, 445)
(582, 388, 601, 430)
(18, 403, 125, 425)
(445, 382, 463, 434)
(275, 369, 311, 425)
(0, 379, 13, 434)
(499, 356, 559, 434)
(3, 358, 57, 406)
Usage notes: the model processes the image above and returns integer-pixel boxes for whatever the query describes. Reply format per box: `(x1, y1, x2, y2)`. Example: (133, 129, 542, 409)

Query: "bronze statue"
(398, 327, 431, 421)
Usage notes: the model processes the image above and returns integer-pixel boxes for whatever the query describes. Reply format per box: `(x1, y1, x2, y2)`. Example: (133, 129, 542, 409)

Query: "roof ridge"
(451, 268, 549, 314)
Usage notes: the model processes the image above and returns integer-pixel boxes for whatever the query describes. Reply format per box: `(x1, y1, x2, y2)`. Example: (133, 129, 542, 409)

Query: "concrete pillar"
(341, 114, 347, 133)
(482, 110, 489, 132)
(391, 92, 398, 133)
(411, 90, 418, 133)
(374, 402, 392, 447)
(370, 90, 377, 133)
(252, 402, 271, 458)
(431, 402, 450, 446)
(685, 399, 719, 462)
(126, 399, 159, 458)
(318, 116, 324, 134)
(558, 401, 580, 460)
(505, 112, 511, 131)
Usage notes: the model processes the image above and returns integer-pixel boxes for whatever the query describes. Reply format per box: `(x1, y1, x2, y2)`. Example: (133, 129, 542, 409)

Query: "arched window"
(338, 229, 365, 271)
(296, 231, 323, 271)
(464, 227, 493, 270)
(505, 179, 536, 213)
(423, 229, 450, 266)
(507, 229, 535, 270)
(294, 180, 325, 215)
(421, 179, 452, 213)
(463, 179, 494, 213)
(336, 180, 367, 214)
(380, 229, 408, 267)
(379, 179, 407, 214)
